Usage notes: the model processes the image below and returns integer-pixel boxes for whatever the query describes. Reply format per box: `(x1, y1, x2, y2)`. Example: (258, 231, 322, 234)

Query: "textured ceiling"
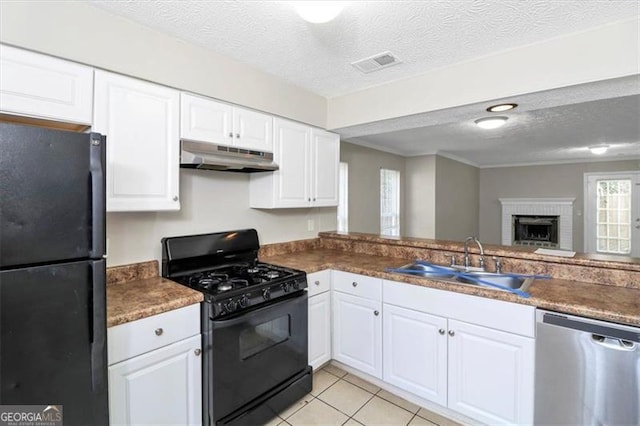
(85, 0, 640, 166)
(88, 0, 639, 98)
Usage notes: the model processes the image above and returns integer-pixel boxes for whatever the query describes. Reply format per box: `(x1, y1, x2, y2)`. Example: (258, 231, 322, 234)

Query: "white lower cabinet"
(109, 335, 202, 426)
(308, 270, 332, 369)
(447, 319, 535, 425)
(383, 304, 448, 406)
(332, 291, 382, 378)
(382, 279, 535, 425)
(108, 304, 202, 426)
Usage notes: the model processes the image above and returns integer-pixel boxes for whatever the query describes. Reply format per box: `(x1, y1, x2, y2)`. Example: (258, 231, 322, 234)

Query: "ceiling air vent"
(351, 51, 402, 73)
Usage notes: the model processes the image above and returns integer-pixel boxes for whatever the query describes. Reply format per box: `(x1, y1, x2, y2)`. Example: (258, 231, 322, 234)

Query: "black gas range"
(162, 229, 312, 426)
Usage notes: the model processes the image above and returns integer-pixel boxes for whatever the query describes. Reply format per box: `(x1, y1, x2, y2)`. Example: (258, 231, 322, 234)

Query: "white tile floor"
(270, 365, 462, 426)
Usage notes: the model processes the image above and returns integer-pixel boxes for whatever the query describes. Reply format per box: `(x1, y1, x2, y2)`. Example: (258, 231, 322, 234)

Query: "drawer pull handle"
(155, 328, 164, 336)
(448, 330, 455, 337)
(194, 348, 202, 356)
(374, 310, 379, 316)
(315, 280, 320, 286)
(352, 282, 358, 287)
(439, 328, 445, 335)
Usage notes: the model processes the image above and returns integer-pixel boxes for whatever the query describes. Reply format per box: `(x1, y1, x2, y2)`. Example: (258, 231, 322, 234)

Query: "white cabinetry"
(307, 270, 331, 369)
(249, 118, 339, 208)
(382, 280, 535, 425)
(94, 70, 180, 212)
(108, 304, 201, 426)
(180, 93, 272, 152)
(0, 44, 93, 125)
(331, 271, 382, 378)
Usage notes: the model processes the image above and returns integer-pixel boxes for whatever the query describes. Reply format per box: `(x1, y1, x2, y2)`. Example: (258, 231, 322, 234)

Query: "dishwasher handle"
(542, 312, 640, 343)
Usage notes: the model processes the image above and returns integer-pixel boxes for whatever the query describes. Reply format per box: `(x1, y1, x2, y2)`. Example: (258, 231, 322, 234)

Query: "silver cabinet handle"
(155, 328, 163, 336)
(308, 198, 311, 202)
(439, 328, 445, 335)
(236, 133, 240, 138)
(173, 196, 178, 202)
(194, 348, 202, 356)
(313, 198, 316, 201)
(228, 132, 233, 138)
(374, 310, 379, 316)
(352, 282, 358, 287)
(315, 280, 320, 286)
(448, 330, 455, 337)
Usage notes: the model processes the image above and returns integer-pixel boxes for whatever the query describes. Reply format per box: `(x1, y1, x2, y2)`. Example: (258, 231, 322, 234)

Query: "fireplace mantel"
(499, 198, 575, 250)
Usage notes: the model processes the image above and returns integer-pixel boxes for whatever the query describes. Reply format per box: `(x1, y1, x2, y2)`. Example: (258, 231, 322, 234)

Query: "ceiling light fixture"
(475, 116, 508, 129)
(589, 145, 609, 155)
(293, 1, 345, 24)
(486, 103, 518, 112)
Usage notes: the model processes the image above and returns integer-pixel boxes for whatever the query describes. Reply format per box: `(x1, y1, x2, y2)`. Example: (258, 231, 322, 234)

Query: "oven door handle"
(211, 291, 307, 329)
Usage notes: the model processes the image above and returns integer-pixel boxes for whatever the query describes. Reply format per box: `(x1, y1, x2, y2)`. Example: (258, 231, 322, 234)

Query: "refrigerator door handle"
(89, 133, 106, 258)
(90, 260, 107, 390)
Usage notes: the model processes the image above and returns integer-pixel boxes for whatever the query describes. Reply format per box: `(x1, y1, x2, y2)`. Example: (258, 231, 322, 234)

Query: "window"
(595, 179, 632, 254)
(337, 162, 349, 232)
(380, 168, 400, 236)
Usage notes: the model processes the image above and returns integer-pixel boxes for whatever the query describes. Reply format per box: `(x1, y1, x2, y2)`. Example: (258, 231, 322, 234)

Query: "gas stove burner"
(247, 267, 260, 274)
(265, 271, 280, 279)
(217, 283, 233, 292)
(199, 278, 218, 289)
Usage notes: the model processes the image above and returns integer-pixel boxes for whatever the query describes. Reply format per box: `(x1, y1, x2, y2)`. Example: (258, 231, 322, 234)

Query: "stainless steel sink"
(456, 271, 525, 289)
(389, 262, 534, 294)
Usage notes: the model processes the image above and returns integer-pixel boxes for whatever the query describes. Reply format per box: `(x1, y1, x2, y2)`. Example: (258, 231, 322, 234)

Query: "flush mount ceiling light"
(475, 116, 508, 129)
(486, 103, 518, 112)
(589, 145, 609, 155)
(293, 1, 345, 23)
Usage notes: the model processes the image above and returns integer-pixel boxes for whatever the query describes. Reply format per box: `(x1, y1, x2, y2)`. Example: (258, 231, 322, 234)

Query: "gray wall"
(479, 160, 640, 250)
(340, 142, 406, 235)
(435, 156, 479, 241)
(404, 155, 436, 238)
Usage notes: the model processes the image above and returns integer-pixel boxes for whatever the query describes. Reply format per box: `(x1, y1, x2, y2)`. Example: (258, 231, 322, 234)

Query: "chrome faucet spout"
(463, 237, 485, 270)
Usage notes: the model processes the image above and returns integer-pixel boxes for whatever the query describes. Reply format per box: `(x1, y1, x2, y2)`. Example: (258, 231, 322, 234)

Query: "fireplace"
(500, 198, 575, 250)
(512, 215, 559, 248)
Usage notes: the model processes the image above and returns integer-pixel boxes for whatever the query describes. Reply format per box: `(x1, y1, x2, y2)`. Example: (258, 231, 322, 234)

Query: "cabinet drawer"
(332, 270, 382, 301)
(307, 270, 331, 297)
(108, 304, 200, 365)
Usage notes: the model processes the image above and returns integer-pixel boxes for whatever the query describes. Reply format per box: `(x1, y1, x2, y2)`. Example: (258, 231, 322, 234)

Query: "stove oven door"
(207, 291, 308, 422)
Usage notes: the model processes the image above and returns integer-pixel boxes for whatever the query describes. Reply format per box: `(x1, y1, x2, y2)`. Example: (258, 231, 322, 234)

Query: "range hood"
(180, 139, 278, 173)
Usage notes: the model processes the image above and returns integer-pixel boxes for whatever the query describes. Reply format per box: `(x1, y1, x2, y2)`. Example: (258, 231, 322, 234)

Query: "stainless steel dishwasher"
(535, 309, 640, 425)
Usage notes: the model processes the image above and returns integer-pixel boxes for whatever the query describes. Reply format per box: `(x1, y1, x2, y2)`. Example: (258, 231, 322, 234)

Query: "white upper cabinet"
(94, 70, 180, 212)
(249, 118, 340, 209)
(0, 44, 93, 125)
(180, 93, 272, 152)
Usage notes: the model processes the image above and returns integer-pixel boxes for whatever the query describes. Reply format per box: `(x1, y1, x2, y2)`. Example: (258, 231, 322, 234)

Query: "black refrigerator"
(0, 122, 109, 425)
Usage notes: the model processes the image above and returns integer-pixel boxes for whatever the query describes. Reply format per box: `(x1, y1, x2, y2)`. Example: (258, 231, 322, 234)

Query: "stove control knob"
(226, 300, 238, 312)
(262, 288, 271, 300)
(281, 282, 290, 293)
(238, 295, 250, 308)
(292, 280, 300, 290)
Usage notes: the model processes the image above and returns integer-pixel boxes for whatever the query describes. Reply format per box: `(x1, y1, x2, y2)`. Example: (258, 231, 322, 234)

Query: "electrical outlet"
(307, 219, 314, 231)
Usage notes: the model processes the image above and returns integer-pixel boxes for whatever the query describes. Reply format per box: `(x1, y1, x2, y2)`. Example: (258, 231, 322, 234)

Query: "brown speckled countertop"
(107, 261, 203, 328)
(261, 248, 640, 326)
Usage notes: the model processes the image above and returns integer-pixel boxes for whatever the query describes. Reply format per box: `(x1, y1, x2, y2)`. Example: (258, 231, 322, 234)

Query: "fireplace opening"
(512, 215, 559, 248)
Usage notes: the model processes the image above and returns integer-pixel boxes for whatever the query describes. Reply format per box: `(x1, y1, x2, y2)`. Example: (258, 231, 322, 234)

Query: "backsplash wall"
(106, 169, 337, 266)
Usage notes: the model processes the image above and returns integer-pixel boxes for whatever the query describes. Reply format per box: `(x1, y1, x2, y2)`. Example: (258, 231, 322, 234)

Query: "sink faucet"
(463, 237, 485, 270)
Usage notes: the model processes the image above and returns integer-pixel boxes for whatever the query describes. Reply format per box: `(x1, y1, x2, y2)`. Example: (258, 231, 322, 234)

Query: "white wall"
(404, 155, 437, 238)
(328, 18, 640, 129)
(107, 170, 336, 266)
(0, 1, 327, 127)
(435, 156, 479, 241)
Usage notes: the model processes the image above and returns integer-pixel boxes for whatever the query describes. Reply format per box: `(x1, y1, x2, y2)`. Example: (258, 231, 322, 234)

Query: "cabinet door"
(273, 118, 311, 207)
(180, 93, 233, 145)
(233, 107, 273, 152)
(109, 335, 202, 426)
(0, 44, 93, 124)
(447, 319, 534, 425)
(311, 129, 340, 207)
(332, 291, 382, 378)
(308, 292, 331, 370)
(94, 70, 180, 211)
(383, 304, 448, 406)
